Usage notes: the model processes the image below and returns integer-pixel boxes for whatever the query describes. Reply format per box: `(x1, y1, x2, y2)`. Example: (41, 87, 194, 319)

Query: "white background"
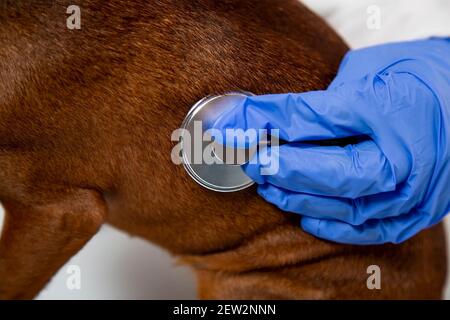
(0, 0, 449, 299)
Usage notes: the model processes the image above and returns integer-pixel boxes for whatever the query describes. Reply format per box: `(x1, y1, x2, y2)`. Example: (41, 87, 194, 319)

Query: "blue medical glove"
(213, 38, 450, 245)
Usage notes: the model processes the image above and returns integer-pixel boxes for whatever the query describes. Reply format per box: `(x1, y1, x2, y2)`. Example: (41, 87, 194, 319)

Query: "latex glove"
(213, 38, 450, 245)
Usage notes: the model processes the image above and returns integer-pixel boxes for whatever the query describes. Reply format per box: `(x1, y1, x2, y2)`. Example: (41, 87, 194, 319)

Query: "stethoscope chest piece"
(180, 91, 255, 192)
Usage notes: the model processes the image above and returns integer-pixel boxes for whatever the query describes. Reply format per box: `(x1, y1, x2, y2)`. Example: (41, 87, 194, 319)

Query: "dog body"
(0, 0, 447, 299)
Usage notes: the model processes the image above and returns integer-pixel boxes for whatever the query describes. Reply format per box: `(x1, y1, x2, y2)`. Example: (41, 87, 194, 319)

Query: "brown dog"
(0, 0, 447, 299)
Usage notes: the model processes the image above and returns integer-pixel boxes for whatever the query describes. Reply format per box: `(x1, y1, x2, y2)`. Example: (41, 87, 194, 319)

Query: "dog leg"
(0, 189, 106, 299)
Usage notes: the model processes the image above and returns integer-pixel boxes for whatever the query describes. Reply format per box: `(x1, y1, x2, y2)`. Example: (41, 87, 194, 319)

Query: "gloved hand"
(213, 38, 450, 245)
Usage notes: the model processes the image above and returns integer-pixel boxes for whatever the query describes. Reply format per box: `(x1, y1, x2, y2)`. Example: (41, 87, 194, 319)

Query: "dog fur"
(0, 0, 447, 299)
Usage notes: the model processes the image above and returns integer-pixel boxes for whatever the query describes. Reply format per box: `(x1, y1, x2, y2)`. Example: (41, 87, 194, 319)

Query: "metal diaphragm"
(180, 91, 255, 192)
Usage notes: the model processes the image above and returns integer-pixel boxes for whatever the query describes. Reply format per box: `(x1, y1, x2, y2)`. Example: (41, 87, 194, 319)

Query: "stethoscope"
(180, 91, 256, 192)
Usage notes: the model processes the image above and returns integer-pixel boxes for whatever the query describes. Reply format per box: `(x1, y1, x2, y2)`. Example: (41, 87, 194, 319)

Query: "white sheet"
(302, 0, 450, 48)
